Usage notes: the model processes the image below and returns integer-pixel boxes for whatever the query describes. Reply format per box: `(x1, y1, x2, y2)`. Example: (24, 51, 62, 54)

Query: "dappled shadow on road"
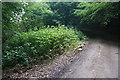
(80, 26, 119, 50)
(81, 26, 119, 43)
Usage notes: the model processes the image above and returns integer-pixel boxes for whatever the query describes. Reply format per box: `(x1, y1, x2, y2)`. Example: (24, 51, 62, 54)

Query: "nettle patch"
(2, 26, 88, 68)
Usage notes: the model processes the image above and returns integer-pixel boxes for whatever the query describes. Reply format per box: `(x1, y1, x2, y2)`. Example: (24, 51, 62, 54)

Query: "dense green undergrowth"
(2, 26, 88, 68)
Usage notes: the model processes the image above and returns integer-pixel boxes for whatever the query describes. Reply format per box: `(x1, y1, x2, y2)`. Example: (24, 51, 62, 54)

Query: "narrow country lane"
(52, 38, 118, 78)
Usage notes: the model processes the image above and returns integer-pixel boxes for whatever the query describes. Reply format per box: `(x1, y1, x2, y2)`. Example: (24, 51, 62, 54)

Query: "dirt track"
(4, 29, 119, 79)
(52, 38, 118, 78)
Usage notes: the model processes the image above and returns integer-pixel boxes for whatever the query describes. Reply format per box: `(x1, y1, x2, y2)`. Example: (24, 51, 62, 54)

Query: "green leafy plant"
(3, 25, 88, 68)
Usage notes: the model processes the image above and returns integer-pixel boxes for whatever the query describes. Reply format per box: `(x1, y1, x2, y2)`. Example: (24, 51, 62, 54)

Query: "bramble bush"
(2, 26, 88, 68)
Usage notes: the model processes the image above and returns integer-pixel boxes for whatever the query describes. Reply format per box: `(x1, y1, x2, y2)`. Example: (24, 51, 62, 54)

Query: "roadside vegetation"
(2, 2, 119, 70)
(3, 26, 87, 68)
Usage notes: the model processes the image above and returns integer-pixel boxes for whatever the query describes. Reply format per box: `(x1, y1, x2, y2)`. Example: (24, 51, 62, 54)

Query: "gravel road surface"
(52, 38, 118, 78)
